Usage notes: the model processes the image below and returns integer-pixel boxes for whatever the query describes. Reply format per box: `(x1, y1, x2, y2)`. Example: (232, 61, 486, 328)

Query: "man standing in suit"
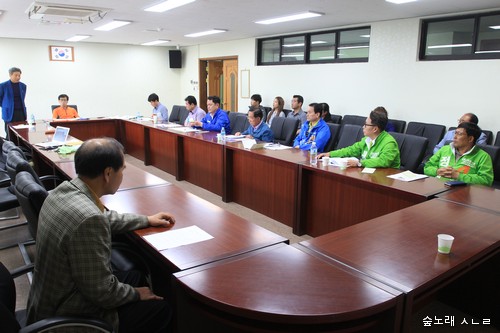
(26, 138, 175, 333)
(0, 67, 27, 137)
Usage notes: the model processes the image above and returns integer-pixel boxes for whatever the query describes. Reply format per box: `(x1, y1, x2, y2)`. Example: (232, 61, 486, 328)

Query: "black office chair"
(229, 113, 249, 135)
(282, 109, 291, 117)
(330, 114, 342, 124)
(6, 150, 61, 189)
(0, 262, 114, 333)
(405, 122, 446, 157)
(390, 133, 428, 173)
(168, 105, 188, 124)
(340, 115, 366, 127)
(335, 124, 364, 149)
(477, 144, 500, 189)
(271, 117, 299, 146)
(388, 119, 406, 133)
(495, 131, 500, 147)
(324, 123, 341, 152)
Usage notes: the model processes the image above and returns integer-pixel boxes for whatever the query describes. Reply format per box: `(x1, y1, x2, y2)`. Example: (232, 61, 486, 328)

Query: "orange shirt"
(52, 106, 79, 119)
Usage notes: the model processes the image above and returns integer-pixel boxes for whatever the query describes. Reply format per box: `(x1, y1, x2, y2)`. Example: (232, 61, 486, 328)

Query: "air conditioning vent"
(26, 2, 108, 23)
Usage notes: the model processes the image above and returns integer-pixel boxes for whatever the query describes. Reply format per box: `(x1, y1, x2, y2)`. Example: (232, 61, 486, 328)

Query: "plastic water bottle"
(310, 141, 318, 166)
(136, 111, 141, 120)
(220, 127, 226, 143)
(30, 114, 36, 126)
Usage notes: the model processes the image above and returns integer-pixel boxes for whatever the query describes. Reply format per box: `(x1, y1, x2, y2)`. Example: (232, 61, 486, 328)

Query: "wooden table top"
(437, 185, 500, 215)
(55, 161, 170, 191)
(300, 199, 500, 294)
(225, 141, 310, 164)
(101, 185, 287, 271)
(174, 243, 402, 324)
(301, 163, 451, 199)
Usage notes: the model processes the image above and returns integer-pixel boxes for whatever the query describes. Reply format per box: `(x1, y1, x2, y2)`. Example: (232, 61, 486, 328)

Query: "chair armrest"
(9, 263, 34, 279)
(19, 316, 114, 333)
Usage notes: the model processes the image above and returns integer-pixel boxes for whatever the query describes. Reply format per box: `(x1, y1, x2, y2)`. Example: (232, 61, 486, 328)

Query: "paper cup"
(322, 157, 330, 166)
(437, 234, 454, 254)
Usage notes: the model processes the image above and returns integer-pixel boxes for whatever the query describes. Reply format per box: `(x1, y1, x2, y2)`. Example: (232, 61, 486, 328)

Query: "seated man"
(148, 93, 169, 123)
(318, 109, 400, 168)
(235, 108, 274, 142)
(52, 94, 79, 120)
(424, 122, 493, 186)
(433, 113, 487, 153)
(184, 95, 206, 126)
(293, 103, 331, 153)
(192, 95, 230, 133)
(26, 138, 175, 333)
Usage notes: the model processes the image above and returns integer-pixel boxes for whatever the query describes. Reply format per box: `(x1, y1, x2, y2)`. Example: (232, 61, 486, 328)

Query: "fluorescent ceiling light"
(475, 50, 500, 54)
(360, 34, 371, 38)
(428, 43, 472, 49)
(489, 25, 500, 30)
(141, 39, 170, 46)
(95, 20, 131, 31)
(185, 29, 226, 37)
(65, 35, 91, 42)
(256, 11, 323, 25)
(144, 0, 195, 12)
(385, 0, 417, 4)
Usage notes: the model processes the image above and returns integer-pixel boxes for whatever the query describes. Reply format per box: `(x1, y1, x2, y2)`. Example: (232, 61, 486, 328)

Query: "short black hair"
(293, 95, 304, 105)
(309, 103, 322, 115)
(251, 94, 262, 104)
(185, 95, 197, 105)
(250, 108, 263, 120)
(208, 95, 221, 105)
(148, 93, 159, 102)
(58, 94, 69, 101)
(457, 122, 481, 143)
(75, 138, 124, 178)
(369, 110, 388, 132)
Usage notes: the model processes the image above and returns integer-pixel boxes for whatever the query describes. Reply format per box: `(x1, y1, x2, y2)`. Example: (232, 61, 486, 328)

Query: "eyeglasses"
(363, 123, 376, 127)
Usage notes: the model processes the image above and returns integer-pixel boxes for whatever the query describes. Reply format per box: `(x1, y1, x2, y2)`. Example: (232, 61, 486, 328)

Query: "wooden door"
(223, 59, 238, 112)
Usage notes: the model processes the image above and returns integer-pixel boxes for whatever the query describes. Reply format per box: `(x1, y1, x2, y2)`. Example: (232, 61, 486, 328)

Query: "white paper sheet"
(143, 225, 214, 251)
(168, 126, 200, 133)
(387, 170, 428, 182)
(264, 143, 293, 150)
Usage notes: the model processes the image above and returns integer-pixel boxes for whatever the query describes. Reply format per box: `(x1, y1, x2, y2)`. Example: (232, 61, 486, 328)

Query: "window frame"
(419, 11, 500, 61)
(257, 26, 370, 66)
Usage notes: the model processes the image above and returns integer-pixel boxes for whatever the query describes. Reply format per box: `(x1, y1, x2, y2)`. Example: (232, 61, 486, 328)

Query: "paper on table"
(157, 123, 182, 128)
(362, 167, 376, 174)
(387, 170, 428, 182)
(328, 157, 352, 166)
(264, 143, 293, 150)
(143, 225, 213, 251)
(225, 134, 245, 141)
(12, 124, 31, 129)
(168, 126, 199, 133)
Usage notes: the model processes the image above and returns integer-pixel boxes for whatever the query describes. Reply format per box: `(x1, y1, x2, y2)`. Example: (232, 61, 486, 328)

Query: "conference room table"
(299, 199, 500, 332)
(436, 184, 500, 216)
(100, 184, 288, 272)
(297, 162, 451, 236)
(173, 243, 404, 333)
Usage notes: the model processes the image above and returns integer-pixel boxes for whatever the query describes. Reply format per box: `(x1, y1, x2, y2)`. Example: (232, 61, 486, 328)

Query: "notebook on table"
(35, 126, 70, 148)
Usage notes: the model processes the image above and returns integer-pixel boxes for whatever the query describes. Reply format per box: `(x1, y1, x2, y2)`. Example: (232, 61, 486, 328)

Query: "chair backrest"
(2, 141, 26, 163)
(169, 105, 188, 124)
(15, 171, 49, 239)
(495, 131, 500, 147)
(335, 124, 364, 149)
(51, 105, 78, 111)
(341, 115, 366, 127)
(324, 123, 341, 152)
(229, 113, 249, 135)
(282, 109, 292, 117)
(477, 144, 500, 187)
(390, 132, 429, 173)
(6, 150, 42, 187)
(405, 122, 446, 157)
(389, 119, 406, 133)
(0, 262, 20, 333)
(482, 130, 493, 145)
(330, 114, 342, 124)
(271, 117, 299, 146)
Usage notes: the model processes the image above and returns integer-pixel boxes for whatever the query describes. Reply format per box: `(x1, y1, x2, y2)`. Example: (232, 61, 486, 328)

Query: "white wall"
(0, 38, 180, 136)
(180, 17, 500, 138)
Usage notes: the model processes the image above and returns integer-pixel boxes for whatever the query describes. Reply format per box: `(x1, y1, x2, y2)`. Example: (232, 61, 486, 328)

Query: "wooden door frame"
(198, 56, 238, 112)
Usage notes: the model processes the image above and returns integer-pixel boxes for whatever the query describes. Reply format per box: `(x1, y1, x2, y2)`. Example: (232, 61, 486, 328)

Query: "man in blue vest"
(1, 67, 27, 138)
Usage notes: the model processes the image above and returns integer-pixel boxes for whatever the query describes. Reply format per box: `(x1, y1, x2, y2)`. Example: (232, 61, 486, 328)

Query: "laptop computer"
(35, 126, 70, 148)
